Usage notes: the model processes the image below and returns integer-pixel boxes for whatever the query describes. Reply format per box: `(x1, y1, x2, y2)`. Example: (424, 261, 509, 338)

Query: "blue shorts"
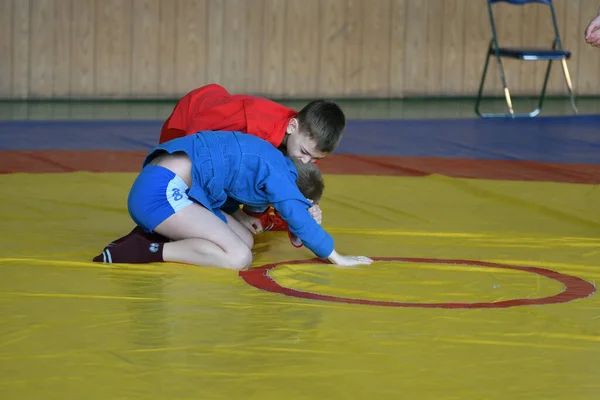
(128, 165, 194, 232)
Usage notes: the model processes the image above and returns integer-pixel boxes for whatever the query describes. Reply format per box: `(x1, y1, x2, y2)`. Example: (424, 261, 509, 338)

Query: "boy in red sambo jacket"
(105, 83, 346, 249)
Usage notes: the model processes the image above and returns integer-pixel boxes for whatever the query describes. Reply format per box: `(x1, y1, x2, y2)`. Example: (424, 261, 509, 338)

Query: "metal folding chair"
(475, 0, 578, 118)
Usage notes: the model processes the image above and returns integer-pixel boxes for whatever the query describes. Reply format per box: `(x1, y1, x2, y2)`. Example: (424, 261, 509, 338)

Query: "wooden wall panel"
(53, 0, 71, 97)
(260, 0, 286, 96)
(12, 0, 30, 98)
(174, 0, 208, 95)
(1, 0, 598, 99)
(157, 0, 176, 95)
(29, 0, 54, 96)
(132, 0, 160, 96)
(222, 0, 247, 94)
(242, 0, 263, 93)
(0, 0, 13, 96)
(462, 1, 490, 95)
(441, 0, 465, 95)
(342, 0, 364, 96)
(95, 0, 133, 97)
(361, 0, 392, 96)
(71, 0, 95, 96)
(388, 0, 406, 97)
(426, 0, 443, 95)
(403, 1, 428, 96)
(206, 0, 225, 86)
(284, 0, 321, 97)
(319, 0, 347, 97)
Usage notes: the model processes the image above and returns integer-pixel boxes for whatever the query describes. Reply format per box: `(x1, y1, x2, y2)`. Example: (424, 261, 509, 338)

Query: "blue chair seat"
(493, 47, 571, 60)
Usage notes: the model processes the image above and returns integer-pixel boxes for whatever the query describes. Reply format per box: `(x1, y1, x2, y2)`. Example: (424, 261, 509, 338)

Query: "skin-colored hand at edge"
(232, 209, 263, 234)
(289, 199, 323, 246)
(585, 12, 600, 48)
(308, 200, 322, 225)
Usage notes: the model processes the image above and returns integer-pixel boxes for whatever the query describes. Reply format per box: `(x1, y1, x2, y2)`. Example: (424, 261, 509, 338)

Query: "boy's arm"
(266, 173, 372, 266)
(274, 198, 372, 267)
(272, 197, 334, 258)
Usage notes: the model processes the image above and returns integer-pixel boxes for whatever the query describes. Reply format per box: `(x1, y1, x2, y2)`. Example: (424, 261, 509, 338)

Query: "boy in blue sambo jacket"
(93, 131, 372, 270)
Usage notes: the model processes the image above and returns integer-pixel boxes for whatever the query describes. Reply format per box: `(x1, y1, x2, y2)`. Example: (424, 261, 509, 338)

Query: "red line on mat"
(1, 150, 599, 184)
(239, 257, 596, 309)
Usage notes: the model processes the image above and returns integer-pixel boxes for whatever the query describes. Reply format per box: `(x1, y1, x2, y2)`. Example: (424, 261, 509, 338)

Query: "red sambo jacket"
(159, 84, 297, 147)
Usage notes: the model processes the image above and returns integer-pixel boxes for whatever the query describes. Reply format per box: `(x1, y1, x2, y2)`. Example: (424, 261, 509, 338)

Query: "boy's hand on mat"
(327, 250, 373, 267)
(233, 209, 263, 234)
(308, 200, 322, 224)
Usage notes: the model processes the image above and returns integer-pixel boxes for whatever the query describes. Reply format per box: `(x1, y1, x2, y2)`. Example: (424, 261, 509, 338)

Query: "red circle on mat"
(239, 257, 596, 309)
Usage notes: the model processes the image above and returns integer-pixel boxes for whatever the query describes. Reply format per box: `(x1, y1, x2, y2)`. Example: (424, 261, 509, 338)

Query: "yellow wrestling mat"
(1, 171, 599, 399)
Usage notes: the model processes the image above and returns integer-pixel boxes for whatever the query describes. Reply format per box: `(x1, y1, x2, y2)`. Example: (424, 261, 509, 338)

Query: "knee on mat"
(243, 231, 254, 249)
(227, 246, 253, 271)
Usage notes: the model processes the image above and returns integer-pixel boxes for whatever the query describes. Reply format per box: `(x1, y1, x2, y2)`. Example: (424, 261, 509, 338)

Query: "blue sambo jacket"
(144, 131, 334, 258)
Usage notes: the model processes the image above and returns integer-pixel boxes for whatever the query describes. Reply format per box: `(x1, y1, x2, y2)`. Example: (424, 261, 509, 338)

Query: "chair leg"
(502, 87, 515, 117)
(495, 52, 515, 117)
(475, 49, 519, 119)
(475, 44, 493, 118)
(475, 41, 517, 119)
(560, 58, 578, 114)
(528, 59, 553, 118)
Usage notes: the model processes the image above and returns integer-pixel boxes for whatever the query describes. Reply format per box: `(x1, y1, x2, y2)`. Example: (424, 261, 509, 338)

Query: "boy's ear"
(286, 117, 298, 135)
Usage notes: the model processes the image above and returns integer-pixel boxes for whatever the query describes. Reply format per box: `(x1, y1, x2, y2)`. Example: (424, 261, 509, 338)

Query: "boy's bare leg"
(222, 214, 254, 250)
(94, 203, 254, 270)
(155, 204, 253, 270)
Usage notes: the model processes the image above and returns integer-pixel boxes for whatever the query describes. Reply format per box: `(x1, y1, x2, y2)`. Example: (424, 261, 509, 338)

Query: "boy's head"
(292, 159, 325, 203)
(284, 99, 345, 164)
